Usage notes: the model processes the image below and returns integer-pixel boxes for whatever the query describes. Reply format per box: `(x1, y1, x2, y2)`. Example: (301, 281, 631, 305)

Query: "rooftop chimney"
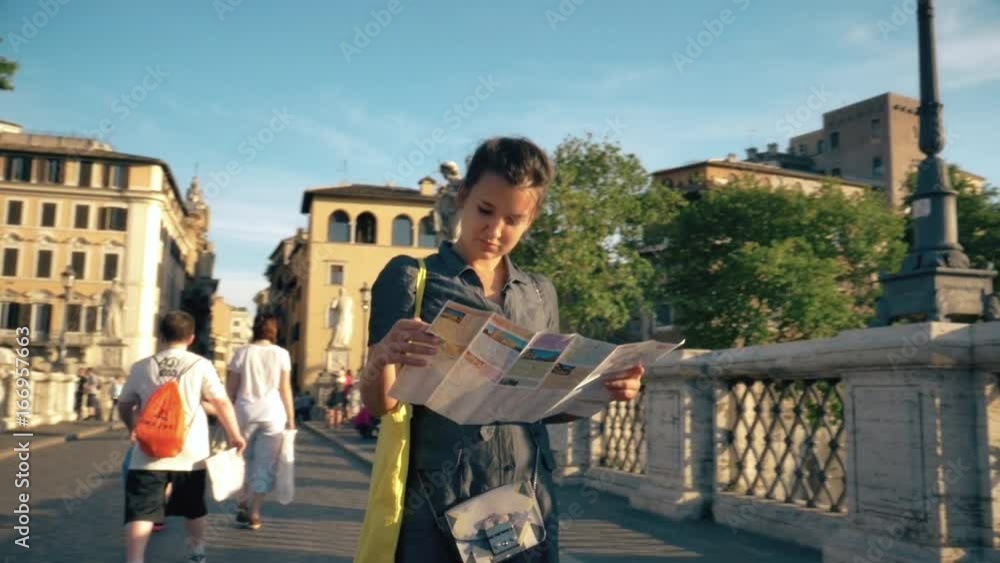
(767, 142, 779, 155)
(418, 176, 437, 196)
(745, 147, 759, 160)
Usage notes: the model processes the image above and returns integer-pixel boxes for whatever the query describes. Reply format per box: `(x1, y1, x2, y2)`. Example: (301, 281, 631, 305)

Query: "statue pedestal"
(85, 339, 128, 377)
(326, 347, 350, 373)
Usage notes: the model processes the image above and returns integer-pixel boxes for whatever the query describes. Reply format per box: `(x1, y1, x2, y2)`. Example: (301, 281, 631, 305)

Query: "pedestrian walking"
(84, 368, 103, 421)
(356, 137, 646, 562)
(117, 310, 246, 563)
(109, 375, 124, 426)
(226, 312, 296, 531)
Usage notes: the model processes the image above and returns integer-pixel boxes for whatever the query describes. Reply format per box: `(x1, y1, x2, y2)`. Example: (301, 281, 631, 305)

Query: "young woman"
(226, 313, 296, 530)
(361, 137, 644, 562)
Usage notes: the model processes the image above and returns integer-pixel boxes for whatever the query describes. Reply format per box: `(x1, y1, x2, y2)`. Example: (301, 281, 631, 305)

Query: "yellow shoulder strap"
(415, 257, 427, 319)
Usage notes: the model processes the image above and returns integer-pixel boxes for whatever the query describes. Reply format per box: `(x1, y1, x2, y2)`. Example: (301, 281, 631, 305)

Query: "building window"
(74, 205, 90, 229)
(66, 303, 83, 332)
(84, 306, 100, 333)
(418, 215, 436, 248)
(45, 158, 64, 184)
(0, 302, 26, 329)
(392, 215, 413, 246)
(355, 212, 377, 244)
(2, 248, 18, 277)
(33, 303, 52, 335)
(6, 155, 31, 182)
(655, 303, 674, 326)
(6, 201, 24, 225)
(41, 203, 57, 227)
(830, 131, 840, 150)
(329, 264, 344, 285)
(328, 210, 351, 242)
(817, 140, 825, 154)
(799, 144, 806, 155)
(103, 253, 120, 281)
(106, 163, 127, 189)
(71, 251, 86, 278)
(871, 118, 882, 140)
(36, 249, 53, 278)
(98, 207, 128, 231)
(79, 160, 94, 187)
(873, 157, 885, 179)
(831, 168, 842, 177)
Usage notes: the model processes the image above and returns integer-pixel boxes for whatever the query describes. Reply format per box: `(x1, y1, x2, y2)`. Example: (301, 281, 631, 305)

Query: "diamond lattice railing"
(720, 377, 846, 513)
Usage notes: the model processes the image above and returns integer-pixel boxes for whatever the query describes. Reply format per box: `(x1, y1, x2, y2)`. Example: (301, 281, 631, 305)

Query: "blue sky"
(3, 0, 999, 310)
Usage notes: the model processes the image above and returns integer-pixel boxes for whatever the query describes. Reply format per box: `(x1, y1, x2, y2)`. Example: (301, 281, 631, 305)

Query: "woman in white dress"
(226, 313, 295, 530)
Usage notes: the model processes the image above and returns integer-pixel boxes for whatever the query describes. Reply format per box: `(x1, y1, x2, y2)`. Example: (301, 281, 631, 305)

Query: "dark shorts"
(124, 469, 208, 524)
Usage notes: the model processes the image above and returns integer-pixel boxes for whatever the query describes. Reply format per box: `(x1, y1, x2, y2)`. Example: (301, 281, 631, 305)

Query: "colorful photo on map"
(440, 306, 467, 324)
(521, 347, 561, 362)
(461, 350, 502, 382)
(482, 323, 528, 352)
(551, 363, 574, 376)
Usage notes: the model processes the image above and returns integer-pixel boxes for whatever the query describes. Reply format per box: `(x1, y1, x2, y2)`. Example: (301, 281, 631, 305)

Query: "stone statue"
(433, 161, 463, 243)
(330, 287, 354, 349)
(101, 279, 125, 339)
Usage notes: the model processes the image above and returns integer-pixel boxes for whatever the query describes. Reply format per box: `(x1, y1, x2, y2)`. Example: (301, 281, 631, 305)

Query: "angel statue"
(433, 161, 463, 244)
(329, 286, 355, 349)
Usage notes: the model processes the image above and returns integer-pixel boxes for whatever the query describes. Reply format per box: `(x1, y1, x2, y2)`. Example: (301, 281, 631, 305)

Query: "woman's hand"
(286, 419, 296, 431)
(366, 318, 442, 377)
(603, 365, 645, 402)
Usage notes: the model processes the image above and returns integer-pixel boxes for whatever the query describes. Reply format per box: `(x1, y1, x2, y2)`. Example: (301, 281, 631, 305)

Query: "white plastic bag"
(274, 429, 296, 505)
(205, 447, 245, 502)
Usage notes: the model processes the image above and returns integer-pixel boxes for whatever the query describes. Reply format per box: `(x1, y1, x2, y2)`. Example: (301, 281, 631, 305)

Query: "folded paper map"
(389, 300, 684, 424)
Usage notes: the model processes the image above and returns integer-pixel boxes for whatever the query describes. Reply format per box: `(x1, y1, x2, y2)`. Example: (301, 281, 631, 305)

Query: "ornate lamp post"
(873, 0, 995, 325)
(359, 282, 372, 372)
(58, 266, 76, 362)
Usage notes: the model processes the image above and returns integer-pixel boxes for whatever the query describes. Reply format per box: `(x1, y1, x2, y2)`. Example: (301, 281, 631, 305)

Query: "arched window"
(418, 215, 436, 248)
(327, 211, 350, 242)
(392, 215, 413, 247)
(355, 212, 377, 244)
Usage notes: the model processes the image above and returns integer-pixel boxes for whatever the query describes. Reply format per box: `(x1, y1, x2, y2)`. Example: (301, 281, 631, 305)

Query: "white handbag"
(205, 447, 245, 502)
(274, 429, 297, 505)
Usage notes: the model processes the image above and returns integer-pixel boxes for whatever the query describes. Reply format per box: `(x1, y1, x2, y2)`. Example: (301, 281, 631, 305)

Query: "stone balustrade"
(549, 321, 1000, 562)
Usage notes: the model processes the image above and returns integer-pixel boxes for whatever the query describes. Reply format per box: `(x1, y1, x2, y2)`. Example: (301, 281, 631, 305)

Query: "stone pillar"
(631, 350, 715, 520)
(124, 199, 164, 367)
(824, 322, 999, 563)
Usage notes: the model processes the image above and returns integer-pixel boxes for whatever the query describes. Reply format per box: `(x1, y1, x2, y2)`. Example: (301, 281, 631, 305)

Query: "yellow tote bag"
(354, 258, 427, 563)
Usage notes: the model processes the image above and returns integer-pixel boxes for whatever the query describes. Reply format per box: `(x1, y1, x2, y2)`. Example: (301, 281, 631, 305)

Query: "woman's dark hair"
(458, 137, 554, 210)
(252, 313, 279, 342)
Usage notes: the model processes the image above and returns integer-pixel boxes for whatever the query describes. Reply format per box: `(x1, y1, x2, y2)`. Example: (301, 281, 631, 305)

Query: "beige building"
(230, 306, 251, 345)
(264, 182, 439, 390)
(651, 156, 872, 198)
(0, 121, 212, 371)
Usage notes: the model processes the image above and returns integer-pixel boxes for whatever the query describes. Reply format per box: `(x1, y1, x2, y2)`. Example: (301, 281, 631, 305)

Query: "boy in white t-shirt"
(118, 311, 246, 563)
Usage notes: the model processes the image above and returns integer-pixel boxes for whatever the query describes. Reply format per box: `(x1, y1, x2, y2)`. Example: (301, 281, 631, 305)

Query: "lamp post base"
(873, 266, 996, 326)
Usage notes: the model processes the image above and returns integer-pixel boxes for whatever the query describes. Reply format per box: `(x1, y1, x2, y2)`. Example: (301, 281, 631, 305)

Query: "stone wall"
(550, 321, 1000, 562)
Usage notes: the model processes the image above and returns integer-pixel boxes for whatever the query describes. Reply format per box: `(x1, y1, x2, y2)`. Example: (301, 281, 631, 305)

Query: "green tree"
(651, 179, 906, 349)
(0, 39, 17, 91)
(514, 134, 683, 340)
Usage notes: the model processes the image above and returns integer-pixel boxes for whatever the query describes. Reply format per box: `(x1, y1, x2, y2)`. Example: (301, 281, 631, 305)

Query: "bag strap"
(415, 257, 427, 319)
